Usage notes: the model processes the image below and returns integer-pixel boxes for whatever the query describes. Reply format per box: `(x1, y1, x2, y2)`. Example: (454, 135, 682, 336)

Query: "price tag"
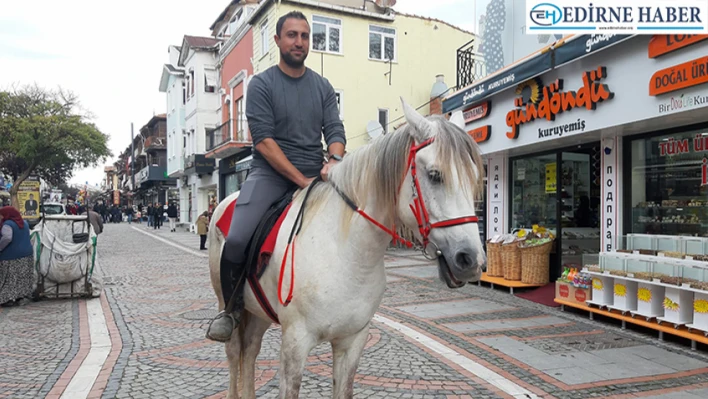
(633, 250, 640, 255)
(658, 253, 665, 257)
(685, 256, 694, 261)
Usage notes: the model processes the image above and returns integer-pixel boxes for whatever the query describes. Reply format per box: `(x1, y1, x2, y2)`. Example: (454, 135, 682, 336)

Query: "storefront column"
(601, 136, 622, 252)
(486, 154, 509, 238)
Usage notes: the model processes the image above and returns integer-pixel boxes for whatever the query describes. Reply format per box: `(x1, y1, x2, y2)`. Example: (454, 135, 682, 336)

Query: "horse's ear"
(449, 110, 466, 130)
(400, 97, 432, 142)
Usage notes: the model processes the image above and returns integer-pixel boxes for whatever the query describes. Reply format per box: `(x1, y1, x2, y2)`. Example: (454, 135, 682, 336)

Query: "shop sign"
(658, 92, 708, 113)
(487, 157, 505, 235)
(650, 55, 708, 96)
(658, 134, 708, 156)
(467, 125, 491, 143)
(462, 101, 491, 124)
(602, 138, 618, 252)
(649, 34, 708, 58)
(113, 190, 120, 205)
(506, 67, 614, 140)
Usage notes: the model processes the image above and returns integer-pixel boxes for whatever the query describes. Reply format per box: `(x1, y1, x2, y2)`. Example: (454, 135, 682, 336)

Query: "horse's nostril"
(455, 252, 474, 269)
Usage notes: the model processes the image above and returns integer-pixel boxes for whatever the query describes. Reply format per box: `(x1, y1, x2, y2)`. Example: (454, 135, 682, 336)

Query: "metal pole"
(131, 123, 135, 204)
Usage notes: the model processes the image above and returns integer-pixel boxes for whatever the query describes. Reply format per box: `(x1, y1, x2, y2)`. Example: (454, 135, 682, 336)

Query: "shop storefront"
(443, 34, 708, 281)
(442, 33, 708, 345)
(218, 150, 252, 201)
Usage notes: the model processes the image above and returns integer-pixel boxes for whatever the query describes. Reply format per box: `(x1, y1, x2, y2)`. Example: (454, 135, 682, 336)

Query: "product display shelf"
(555, 298, 708, 349)
(478, 273, 543, 294)
(583, 270, 614, 309)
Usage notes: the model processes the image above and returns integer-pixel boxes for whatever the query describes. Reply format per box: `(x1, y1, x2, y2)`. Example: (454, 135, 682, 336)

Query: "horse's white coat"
(208, 100, 486, 399)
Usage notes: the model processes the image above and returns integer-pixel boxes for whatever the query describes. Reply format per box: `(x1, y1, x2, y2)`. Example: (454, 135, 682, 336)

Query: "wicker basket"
(502, 241, 522, 281)
(519, 240, 553, 285)
(486, 241, 504, 277)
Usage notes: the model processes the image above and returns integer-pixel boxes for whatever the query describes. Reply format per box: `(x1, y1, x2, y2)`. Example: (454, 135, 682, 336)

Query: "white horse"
(208, 99, 486, 399)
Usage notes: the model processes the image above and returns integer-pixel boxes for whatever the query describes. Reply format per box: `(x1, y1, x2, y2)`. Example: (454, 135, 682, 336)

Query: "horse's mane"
(302, 115, 484, 236)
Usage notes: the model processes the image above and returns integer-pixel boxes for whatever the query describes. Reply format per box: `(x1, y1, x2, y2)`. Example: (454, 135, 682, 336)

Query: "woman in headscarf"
(0, 206, 35, 306)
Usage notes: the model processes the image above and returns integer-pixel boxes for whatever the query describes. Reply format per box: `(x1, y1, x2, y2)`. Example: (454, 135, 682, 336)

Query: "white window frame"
(260, 19, 269, 58)
(368, 25, 396, 62)
(235, 97, 246, 141)
(204, 67, 217, 93)
(311, 15, 343, 55)
(378, 108, 389, 134)
(334, 90, 344, 120)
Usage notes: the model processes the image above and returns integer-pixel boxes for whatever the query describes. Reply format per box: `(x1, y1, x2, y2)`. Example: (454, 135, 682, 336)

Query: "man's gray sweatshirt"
(246, 66, 346, 178)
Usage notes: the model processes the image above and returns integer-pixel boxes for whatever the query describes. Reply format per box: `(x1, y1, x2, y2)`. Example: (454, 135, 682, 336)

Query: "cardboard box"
(556, 281, 592, 305)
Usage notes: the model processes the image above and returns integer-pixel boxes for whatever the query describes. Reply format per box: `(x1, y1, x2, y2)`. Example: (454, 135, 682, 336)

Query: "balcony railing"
(456, 38, 486, 90)
(145, 136, 166, 150)
(207, 120, 231, 152)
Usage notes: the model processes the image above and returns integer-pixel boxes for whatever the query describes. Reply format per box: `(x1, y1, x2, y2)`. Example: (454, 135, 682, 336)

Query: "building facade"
(175, 35, 223, 230)
(248, 0, 476, 149)
(442, 34, 708, 281)
(207, 0, 259, 201)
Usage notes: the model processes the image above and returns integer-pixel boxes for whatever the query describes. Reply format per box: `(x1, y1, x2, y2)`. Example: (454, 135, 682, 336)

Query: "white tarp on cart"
(30, 215, 102, 298)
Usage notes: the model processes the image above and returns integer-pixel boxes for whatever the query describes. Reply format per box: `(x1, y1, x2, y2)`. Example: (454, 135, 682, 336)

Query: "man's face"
(275, 18, 310, 68)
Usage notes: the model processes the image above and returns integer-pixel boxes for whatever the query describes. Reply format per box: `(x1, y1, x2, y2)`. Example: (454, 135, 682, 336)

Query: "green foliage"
(0, 84, 112, 190)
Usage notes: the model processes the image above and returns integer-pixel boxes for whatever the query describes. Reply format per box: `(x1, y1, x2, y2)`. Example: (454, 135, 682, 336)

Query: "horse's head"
(395, 98, 486, 288)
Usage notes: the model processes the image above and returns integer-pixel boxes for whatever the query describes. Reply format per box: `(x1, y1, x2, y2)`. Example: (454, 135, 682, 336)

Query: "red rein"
(277, 137, 478, 306)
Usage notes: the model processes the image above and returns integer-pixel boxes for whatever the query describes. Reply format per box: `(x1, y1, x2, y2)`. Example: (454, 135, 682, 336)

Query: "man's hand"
(320, 159, 340, 182)
(299, 176, 316, 189)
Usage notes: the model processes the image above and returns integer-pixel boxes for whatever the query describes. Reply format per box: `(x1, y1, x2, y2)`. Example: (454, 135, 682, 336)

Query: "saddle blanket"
(215, 196, 293, 276)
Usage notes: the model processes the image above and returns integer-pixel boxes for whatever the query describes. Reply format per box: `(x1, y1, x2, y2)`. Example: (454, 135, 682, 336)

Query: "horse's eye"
(428, 170, 443, 184)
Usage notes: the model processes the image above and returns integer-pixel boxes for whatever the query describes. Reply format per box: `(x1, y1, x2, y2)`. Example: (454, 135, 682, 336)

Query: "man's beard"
(280, 49, 306, 68)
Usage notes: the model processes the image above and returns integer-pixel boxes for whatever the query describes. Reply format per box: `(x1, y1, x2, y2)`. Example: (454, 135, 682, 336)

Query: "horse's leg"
(225, 331, 241, 399)
(331, 324, 370, 399)
(279, 325, 317, 399)
(240, 312, 271, 399)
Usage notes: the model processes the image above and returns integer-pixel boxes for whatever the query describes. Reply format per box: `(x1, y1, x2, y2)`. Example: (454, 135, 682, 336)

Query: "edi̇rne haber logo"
(526, 0, 708, 34)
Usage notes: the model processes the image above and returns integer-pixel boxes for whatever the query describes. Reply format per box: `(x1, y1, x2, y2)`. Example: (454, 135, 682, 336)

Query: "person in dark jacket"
(167, 202, 178, 232)
(0, 206, 34, 306)
(152, 203, 162, 230)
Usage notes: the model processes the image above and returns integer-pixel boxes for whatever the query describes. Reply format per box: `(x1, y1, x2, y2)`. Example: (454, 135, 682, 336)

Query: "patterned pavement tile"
(3, 223, 708, 399)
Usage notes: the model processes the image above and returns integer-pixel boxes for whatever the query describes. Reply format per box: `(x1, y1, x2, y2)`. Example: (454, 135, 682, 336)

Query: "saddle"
(216, 188, 297, 277)
(215, 188, 298, 324)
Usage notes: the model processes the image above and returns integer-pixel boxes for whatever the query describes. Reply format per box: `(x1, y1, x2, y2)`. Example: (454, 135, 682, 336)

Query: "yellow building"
(247, 0, 475, 149)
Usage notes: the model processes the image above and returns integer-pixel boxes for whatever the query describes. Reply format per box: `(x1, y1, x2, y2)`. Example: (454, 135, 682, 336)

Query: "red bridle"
(398, 137, 480, 250)
(278, 137, 480, 307)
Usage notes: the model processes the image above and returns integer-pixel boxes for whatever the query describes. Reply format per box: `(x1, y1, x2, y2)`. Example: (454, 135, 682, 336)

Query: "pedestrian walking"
(196, 211, 209, 250)
(0, 206, 35, 307)
(147, 204, 153, 227)
(167, 202, 178, 232)
(152, 203, 162, 230)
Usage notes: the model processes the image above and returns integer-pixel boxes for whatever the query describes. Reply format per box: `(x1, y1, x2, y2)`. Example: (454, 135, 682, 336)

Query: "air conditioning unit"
(219, 88, 226, 95)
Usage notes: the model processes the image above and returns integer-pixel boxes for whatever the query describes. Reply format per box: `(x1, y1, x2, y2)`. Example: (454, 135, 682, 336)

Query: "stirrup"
(205, 311, 237, 342)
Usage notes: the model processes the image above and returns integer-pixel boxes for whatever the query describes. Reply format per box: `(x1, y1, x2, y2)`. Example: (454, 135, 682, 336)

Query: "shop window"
(511, 154, 559, 235)
(627, 128, 708, 237)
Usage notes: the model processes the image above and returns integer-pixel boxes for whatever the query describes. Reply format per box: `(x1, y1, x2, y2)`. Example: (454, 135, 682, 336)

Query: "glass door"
(560, 148, 601, 270)
(511, 153, 558, 236)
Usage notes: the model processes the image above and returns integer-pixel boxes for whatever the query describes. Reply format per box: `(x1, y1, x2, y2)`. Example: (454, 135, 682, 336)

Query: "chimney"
(429, 74, 448, 115)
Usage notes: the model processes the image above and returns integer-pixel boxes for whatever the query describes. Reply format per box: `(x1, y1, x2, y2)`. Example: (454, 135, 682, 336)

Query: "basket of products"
(485, 236, 504, 277)
(517, 225, 554, 285)
(659, 251, 685, 259)
(585, 265, 602, 273)
(691, 281, 708, 291)
(501, 235, 523, 281)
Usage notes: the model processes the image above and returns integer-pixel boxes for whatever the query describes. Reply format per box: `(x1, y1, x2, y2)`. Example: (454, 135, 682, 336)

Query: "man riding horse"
(206, 10, 347, 342)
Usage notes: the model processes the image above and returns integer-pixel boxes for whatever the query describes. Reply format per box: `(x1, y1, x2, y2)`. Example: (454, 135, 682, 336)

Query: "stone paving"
(2, 223, 708, 398)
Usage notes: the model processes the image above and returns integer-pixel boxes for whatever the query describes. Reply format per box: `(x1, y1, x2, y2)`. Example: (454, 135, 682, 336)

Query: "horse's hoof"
(205, 312, 236, 342)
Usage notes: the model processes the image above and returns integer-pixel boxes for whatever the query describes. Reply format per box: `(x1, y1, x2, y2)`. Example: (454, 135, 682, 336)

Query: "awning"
(442, 34, 636, 114)
(442, 50, 553, 113)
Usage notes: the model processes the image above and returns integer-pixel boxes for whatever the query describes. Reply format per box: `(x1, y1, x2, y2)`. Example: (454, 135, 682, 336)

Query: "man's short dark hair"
(276, 11, 309, 37)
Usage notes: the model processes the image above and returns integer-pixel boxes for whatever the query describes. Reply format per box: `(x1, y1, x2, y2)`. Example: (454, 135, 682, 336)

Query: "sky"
(0, 0, 478, 188)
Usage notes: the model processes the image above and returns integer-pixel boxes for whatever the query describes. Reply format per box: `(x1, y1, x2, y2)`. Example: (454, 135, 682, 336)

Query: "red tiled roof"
(184, 35, 221, 49)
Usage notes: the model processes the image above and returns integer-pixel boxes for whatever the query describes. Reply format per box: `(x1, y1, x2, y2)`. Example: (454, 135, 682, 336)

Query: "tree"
(0, 84, 112, 208)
